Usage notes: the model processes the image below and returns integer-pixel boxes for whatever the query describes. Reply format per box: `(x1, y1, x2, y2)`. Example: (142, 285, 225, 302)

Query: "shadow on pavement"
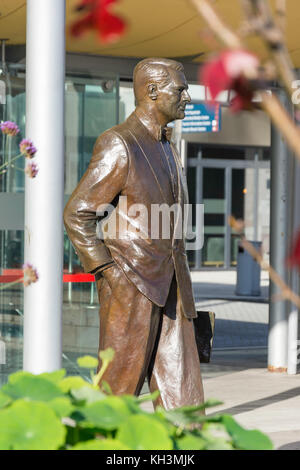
(278, 441, 300, 450)
(212, 318, 268, 349)
(193, 282, 269, 302)
(208, 387, 300, 416)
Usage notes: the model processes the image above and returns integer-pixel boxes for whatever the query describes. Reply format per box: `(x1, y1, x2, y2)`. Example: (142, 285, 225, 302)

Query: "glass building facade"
(0, 61, 271, 384)
(0, 65, 136, 383)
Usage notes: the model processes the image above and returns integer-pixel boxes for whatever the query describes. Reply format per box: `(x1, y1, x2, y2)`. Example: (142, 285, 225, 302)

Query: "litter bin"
(236, 241, 262, 296)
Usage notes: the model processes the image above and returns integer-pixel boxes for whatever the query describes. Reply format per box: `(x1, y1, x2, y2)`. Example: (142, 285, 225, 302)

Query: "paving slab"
(203, 367, 300, 450)
(192, 269, 269, 302)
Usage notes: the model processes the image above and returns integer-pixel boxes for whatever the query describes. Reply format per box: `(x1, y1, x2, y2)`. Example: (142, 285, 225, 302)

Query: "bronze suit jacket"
(64, 111, 197, 319)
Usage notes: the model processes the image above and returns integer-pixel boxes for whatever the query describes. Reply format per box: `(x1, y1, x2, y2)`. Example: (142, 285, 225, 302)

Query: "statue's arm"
(63, 130, 129, 273)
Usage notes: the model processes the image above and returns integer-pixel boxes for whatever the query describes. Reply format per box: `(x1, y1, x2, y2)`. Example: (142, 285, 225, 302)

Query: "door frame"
(186, 148, 270, 269)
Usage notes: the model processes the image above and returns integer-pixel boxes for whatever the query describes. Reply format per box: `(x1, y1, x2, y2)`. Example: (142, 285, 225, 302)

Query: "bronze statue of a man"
(64, 58, 205, 410)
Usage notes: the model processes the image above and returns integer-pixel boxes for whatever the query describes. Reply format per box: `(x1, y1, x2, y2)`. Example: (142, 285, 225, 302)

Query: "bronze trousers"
(96, 264, 205, 410)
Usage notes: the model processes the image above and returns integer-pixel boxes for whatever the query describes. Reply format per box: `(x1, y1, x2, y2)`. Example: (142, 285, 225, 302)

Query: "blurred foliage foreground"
(0, 349, 273, 450)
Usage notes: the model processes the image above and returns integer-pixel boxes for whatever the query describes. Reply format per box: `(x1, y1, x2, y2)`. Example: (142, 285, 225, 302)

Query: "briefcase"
(193, 311, 215, 363)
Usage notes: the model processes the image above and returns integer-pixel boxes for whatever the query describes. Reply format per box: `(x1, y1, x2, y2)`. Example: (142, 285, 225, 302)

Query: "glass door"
(186, 151, 270, 269)
(202, 167, 226, 267)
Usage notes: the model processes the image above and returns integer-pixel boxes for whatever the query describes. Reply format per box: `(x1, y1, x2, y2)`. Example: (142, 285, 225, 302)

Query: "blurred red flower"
(287, 230, 300, 269)
(70, 0, 126, 43)
(201, 49, 259, 112)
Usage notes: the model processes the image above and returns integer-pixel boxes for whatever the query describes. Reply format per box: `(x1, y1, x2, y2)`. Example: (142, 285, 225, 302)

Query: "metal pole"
(224, 166, 232, 268)
(253, 151, 259, 241)
(287, 135, 300, 374)
(68, 241, 73, 304)
(180, 139, 187, 169)
(268, 89, 290, 372)
(23, 0, 65, 373)
(195, 151, 202, 269)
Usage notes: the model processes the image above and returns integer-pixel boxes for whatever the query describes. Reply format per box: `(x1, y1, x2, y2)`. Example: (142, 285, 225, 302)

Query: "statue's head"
(133, 58, 191, 124)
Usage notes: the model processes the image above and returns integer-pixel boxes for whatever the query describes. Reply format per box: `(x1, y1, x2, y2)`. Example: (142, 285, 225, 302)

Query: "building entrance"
(185, 146, 270, 269)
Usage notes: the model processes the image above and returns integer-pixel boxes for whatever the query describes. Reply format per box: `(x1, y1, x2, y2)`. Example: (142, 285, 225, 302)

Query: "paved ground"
(193, 270, 300, 450)
(1, 268, 300, 450)
(140, 270, 300, 450)
(191, 269, 269, 303)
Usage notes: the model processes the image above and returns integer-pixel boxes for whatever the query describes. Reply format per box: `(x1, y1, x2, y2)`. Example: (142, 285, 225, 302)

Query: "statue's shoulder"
(94, 114, 137, 153)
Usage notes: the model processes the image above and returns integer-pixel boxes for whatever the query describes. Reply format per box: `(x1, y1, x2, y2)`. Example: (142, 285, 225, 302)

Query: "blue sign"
(181, 103, 221, 133)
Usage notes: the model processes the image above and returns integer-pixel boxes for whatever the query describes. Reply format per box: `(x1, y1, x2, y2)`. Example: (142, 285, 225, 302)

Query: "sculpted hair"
(133, 58, 184, 104)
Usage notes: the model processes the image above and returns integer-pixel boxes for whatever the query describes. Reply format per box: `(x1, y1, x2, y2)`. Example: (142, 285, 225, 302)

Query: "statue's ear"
(147, 83, 158, 100)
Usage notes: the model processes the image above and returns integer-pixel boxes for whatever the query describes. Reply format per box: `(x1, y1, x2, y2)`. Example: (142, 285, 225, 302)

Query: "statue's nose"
(183, 90, 191, 102)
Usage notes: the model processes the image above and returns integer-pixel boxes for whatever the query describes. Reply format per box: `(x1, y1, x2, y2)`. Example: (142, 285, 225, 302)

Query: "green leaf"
(39, 369, 66, 384)
(77, 356, 98, 369)
(4, 371, 32, 385)
(117, 415, 173, 450)
(82, 396, 132, 430)
(59, 376, 92, 393)
(203, 437, 234, 450)
(47, 397, 74, 418)
(137, 390, 160, 404)
(99, 348, 115, 364)
(175, 433, 206, 450)
(0, 400, 66, 450)
(0, 391, 11, 409)
(161, 399, 223, 427)
(163, 408, 207, 427)
(2, 374, 64, 402)
(120, 395, 148, 415)
(201, 398, 224, 409)
(221, 415, 273, 450)
(71, 439, 130, 450)
(100, 380, 113, 395)
(71, 386, 105, 404)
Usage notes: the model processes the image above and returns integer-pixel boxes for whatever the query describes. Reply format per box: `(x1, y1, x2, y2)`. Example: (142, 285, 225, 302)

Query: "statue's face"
(155, 69, 191, 123)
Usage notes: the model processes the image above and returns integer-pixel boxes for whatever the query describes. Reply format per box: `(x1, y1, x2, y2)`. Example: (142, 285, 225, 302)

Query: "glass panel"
(119, 82, 135, 123)
(65, 77, 118, 194)
(62, 281, 99, 378)
(186, 166, 196, 268)
(231, 169, 245, 265)
(257, 167, 270, 263)
(0, 68, 119, 384)
(243, 168, 256, 241)
(0, 230, 24, 385)
(230, 167, 270, 266)
(63, 76, 118, 375)
(202, 168, 225, 267)
(0, 75, 26, 193)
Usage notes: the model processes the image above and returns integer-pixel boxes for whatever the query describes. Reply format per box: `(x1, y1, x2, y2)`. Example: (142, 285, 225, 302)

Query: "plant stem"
(241, 237, 300, 309)
(92, 360, 110, 388)
(0, 153, 23, 172)
(229, 217, 300, 309)
(10, 164, 25, 173)
(189, 0, 300, 162)
(190, 0, 243, 49)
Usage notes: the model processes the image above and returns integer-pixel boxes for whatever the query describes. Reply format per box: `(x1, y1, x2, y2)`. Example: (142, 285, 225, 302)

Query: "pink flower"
(22, 263, 39, 287)
(25, 161, 39, 178)
(70, 0, 126, 43)
(287, 229, 300, 269)
(19, 139, 37, 159)
(0, 121, 20, 136)
(201, 50, 260, 112)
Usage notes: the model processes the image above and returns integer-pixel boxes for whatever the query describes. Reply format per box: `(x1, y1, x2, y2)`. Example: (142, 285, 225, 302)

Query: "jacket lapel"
(127, 113, 175, 206)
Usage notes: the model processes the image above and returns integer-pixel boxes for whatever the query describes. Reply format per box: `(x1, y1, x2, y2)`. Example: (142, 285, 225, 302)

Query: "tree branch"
(189, 0, 243, 49)
(229, 216, 300, 310)
(189, 0, 300, 161)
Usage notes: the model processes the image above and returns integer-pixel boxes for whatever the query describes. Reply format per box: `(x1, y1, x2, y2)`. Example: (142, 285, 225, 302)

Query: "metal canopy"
(1, 0, 300, 65)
